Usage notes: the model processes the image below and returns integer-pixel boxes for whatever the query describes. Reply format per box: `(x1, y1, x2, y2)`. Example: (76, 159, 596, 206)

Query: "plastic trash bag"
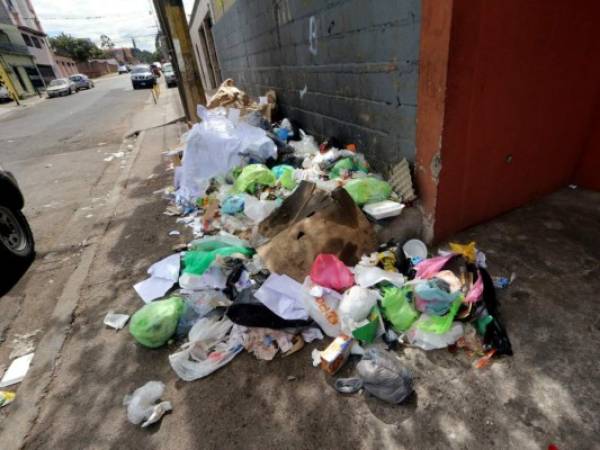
(329, 157, 368, 179)
(343, 177, 392, 205)
(129, 297, 185, 348)
(123, 381, 171, 427)
(406, 321, 463, 350)
(415, 296, 463, 334)
(414, 254, 456, 279)
(413, 278, 461, 316)
(356, 349, 413, 404)
(289, 129, 318, 155)
(302, 278, 343, 337)
(183, 246, 254, 276)
(233, 164, 276, 193)
(310, 254, 355, 292)
(381, 286, 419, 332)
(271, 165, 297, 190)
(222, 195, 245, 215)
(243, 195, 279, 223)
(169, 324, 244, 381)
(353, 264, 405, 288)
(338, 286, 379, 333)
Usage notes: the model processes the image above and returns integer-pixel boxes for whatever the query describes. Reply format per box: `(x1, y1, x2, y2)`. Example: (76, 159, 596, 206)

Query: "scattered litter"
(103, 312, 130, 330)
(363, 200, 405, 219)
(85, 214, 94, 219)
(130, 297, 184, 348)
(0, 353, 34, 388)
(134, 254, 181, 303)
(9, 330, 41, 360)
(0, 391, 15, 408)
(123, 381, 172, 427)
(103, 151, 124, 162)
(168, 230, 181, 237)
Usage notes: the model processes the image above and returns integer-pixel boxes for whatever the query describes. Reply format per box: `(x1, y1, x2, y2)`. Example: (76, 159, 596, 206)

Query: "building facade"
(2, 0, 59, 85)
(188, 0, 222, 91)
(105, 47, 138, 65)
(54, 54, 77, 77)
(0, 1, 37, 98)
(187, 0, 600, 242)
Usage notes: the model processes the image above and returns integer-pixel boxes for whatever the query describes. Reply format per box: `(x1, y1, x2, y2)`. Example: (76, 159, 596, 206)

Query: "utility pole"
(0, 56, 21, 105)
(152, 0, 206, 122)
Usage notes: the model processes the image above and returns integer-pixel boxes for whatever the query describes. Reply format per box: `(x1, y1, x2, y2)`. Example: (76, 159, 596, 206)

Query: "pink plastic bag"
(464, 272, 484, 304)
(414, 254, 456, 280)
(310, 254, 355, 292)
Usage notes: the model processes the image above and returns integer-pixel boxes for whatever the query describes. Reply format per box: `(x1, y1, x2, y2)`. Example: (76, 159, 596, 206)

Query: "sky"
(31, 0, 196, 52)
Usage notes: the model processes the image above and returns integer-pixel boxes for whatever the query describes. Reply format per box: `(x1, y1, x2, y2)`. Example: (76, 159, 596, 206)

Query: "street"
(0, 74, 185, 449)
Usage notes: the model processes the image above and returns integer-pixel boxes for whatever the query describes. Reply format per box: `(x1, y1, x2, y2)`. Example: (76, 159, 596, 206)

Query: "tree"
(49, 33, 103, 62)
(100, 34, 115, 49)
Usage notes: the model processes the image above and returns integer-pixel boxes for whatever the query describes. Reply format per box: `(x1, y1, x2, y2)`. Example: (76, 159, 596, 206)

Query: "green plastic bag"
(272, 165, 296, 190)
(352, 306, 381, 343)
(416, 296, 463, 334)
(329, 157, 368, 179)
(183, 246, 254, 275)
(233, 164, 276, 193)
(343, 177, 392, 205)
(381, 286, 419, 332)
(130, 296, 185, 348)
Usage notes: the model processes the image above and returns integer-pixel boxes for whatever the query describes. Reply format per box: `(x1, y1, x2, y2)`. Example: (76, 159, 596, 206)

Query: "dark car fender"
(0, 170, 25, 209)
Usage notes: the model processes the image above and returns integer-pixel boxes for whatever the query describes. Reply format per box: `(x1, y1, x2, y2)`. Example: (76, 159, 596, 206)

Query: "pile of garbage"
(121, 80, 513, 424)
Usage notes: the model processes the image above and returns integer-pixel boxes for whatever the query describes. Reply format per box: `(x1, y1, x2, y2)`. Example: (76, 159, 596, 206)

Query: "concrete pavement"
(0, 75, 184, 449)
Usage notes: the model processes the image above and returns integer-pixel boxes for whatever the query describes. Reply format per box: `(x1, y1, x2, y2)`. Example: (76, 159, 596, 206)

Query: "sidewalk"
(0, 95, 46, 119)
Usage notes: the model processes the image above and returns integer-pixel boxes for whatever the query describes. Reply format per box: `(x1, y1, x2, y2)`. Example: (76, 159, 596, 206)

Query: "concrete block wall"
(212, 0, 421, 173)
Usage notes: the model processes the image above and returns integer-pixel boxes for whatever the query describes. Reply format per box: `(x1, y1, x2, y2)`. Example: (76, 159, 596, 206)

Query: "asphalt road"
(0, 74, 179, 448)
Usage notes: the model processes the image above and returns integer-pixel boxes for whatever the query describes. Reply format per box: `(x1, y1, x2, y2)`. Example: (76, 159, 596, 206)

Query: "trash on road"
(0, 390, 15, 408)
(123, 381, 172, 427)
(121, 79, 514, 403)
(103, 312, 130, 330)
(0, 353, 34, 388)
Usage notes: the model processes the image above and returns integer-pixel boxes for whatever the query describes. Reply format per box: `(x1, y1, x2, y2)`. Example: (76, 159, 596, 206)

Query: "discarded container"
(402, 239, 428, 260)
(123, 381, 172, 427)
(320, 334, 353, 374)
(363, 200, 405, 220)
(343, 177, 392, 205)
(129, 297, 185, 348)
(310, 254, 355, 292)
(381, 286, 419, 332)
(301, 280, 343, 337)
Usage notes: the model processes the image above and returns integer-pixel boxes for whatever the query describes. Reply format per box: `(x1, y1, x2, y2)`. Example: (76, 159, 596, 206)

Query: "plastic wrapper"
(243, 195, 279, 223)
(413, 278, 461, 316)
(406, 321, 464, 350)
(356, 349, 413, 404)
(338, 286, 379, 333)
(233, 164, 276, 193)
(129, 297, 185, 348)
(182, 246, 254, 276)
(123, 381, 171, 427)
(289, 129, 318, 155)
(271, 165, 296, 189)
(329, 157, 368, 179)
(414, 296, 463, 334)
(414, 254, 456, 279)
(302, 278, 343, 337)
(343, 177, 392, 205)
(221, 195, 245, 215)
(310, 254, 355, 292)
(381, 286, 419, 332)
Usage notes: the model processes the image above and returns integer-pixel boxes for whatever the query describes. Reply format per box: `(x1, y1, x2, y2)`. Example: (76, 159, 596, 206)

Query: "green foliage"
(49, 33, 103, 62)
(100, 34, 115, 49)
(132, 47, 163, 64)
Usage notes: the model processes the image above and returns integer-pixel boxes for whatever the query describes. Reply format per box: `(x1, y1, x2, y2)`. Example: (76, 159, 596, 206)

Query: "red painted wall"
(432, 1, 600, 240)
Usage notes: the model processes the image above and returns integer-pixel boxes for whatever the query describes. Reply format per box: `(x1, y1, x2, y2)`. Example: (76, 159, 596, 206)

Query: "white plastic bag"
(353, 264, 405, 288)
(169, 319, 243, 381)
(301, 278, 342, 337)
(243, 195, 279, 223)
(123, 381, 171, 427)
(338, 286, 379, 333)
(405, 322, 464, 350)
(289, 129, 318, 155)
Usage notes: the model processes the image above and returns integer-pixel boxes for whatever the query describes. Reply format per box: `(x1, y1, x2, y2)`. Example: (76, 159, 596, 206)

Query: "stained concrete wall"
(212, 0, 421, 173)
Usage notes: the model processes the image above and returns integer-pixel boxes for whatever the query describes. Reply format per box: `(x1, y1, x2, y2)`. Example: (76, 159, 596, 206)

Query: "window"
(31, 36, 41, 48)
(22, 33, 32, 46)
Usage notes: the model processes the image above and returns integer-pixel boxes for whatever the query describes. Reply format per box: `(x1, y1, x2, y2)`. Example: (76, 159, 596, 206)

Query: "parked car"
(130, 65, 156, 89)
(69, 74, 94, 91)
(118, 65, 129, 74)
(0, 164, 35, 296)
(46, 78, 76, 98)
(0, 84, 12, 103)
(163, 63, 177, 88)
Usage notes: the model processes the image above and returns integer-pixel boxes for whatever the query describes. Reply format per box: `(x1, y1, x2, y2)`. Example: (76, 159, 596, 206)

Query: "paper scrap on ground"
(103, 312, 130, 330)
(0, 353, 34, 388)
(134, 254, 181, 303)
(254, 273, 309, 320)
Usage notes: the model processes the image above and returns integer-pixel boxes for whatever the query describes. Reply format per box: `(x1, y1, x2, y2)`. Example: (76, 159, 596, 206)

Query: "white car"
(163, 63, 177, 88)
(130, 65, 156, 89)
(46, 78, 76, 98)
(118, 65, 128, 74)
(0, 85, 11, 103)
